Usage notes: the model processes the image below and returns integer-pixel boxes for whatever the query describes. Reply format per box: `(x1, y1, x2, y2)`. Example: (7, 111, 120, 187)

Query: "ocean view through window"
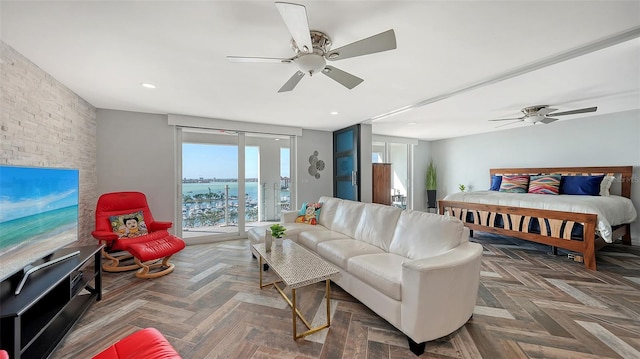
(181, 140, 291, 238)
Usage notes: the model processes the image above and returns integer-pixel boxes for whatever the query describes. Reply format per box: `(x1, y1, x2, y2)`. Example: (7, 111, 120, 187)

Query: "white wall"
(295, 129, 333, 206)
(96, 110, 176, 228)
(430, 110, 640, 243)
(412, 140, 432, 210)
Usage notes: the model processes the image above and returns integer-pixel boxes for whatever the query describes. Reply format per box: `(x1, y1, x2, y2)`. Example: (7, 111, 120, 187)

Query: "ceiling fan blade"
(551, 106, 597, 116)
(326, 29, 397, 61)
(539, 117, 559, 124)
(537, 107, 558, 116)
(322, 66, 364, 89)
(275, 2, 313, 53)
(489, 117, 524, 122)
(494, 120, 523, 128)
(278, 71, 305, 93)
(227, 56, 292, 63)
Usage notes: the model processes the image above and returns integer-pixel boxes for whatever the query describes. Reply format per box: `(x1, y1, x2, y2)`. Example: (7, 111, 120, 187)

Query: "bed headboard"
(489, 166, 633, 199)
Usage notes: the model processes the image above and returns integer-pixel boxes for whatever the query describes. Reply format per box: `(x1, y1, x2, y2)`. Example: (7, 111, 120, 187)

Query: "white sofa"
(248, 196, 483, 355)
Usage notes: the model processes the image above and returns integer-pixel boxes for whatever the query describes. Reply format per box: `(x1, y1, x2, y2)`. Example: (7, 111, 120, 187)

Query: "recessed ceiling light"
(330, 111, 339, 115)
(141, 82, 156, 89)
(407, 122, 417, 126)
(274, 138, 280, 141)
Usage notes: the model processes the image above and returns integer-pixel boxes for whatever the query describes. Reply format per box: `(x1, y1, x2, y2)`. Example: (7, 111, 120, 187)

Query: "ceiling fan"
(227, 2, 397, 92)
(490, 105, 598, 127)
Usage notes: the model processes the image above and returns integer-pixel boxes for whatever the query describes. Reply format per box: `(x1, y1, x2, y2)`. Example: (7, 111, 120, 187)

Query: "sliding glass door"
(178, 129, 292, 243)
(180, 131, 243, 242)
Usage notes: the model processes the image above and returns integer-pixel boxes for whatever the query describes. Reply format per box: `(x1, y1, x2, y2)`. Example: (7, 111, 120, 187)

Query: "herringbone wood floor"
(52, 234, 640, 358)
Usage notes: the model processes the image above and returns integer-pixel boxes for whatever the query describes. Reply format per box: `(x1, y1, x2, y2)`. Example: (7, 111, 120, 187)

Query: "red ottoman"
(92, 328, 180, 359)
(127, 235, 185, 279)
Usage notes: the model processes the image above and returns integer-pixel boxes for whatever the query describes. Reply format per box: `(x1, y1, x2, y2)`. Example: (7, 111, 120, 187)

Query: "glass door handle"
(351, 170, 357, 186)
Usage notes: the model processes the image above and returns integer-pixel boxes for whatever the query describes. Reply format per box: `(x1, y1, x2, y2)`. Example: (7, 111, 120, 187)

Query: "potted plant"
(458, 184, 466, 192)
(426, 159, 437, 209)
(269, 223, 286, 239)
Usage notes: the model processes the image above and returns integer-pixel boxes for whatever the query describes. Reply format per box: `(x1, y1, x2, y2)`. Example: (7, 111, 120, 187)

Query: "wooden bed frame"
(438, 166, 633, 270)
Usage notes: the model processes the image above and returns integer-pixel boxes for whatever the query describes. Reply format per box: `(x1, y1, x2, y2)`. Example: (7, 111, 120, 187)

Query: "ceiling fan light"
(525, 115, 544, 123)
(295, 54, 326, 76)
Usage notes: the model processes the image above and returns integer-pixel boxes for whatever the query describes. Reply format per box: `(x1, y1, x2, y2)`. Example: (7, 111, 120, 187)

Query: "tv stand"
(15, 250, 80, 295)
(0, 245, 103, 359)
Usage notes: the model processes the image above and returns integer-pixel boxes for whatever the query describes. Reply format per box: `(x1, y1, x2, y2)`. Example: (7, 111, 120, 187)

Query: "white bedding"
(443, 191, 637, 243)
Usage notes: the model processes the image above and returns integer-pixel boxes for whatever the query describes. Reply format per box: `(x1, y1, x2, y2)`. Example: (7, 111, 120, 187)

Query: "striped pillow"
(499, 175, 529, 193)
(528, 174, 561, 195)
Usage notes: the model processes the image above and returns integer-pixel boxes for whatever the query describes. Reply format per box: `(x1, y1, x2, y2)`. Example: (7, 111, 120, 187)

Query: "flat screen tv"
(0, 165, 79, 282)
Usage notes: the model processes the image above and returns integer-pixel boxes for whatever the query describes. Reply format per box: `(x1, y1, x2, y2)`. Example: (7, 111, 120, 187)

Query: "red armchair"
(92, 328, 181, 359)
(92, 192, 180, 274)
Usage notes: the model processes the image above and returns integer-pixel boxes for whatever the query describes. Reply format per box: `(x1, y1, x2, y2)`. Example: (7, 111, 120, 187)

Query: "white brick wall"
(1, 41, 97, 244)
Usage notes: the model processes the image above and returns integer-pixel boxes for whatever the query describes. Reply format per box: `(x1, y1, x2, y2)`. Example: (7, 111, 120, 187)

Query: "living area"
(2, 1, 640, 358)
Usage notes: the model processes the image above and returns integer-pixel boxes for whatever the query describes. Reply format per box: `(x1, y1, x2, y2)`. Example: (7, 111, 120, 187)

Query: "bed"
(438, 166, 637, 270)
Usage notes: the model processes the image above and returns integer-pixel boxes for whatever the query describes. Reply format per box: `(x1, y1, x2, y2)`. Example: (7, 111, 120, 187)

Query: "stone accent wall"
(0, 41, 97, 245)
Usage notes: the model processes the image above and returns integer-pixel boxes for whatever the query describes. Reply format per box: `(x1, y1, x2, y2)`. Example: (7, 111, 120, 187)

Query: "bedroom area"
(427, 110, 639, 269)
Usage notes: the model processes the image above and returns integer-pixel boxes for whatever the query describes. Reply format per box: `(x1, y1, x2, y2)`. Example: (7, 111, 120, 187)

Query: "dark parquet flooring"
(52, 234, 640, 358)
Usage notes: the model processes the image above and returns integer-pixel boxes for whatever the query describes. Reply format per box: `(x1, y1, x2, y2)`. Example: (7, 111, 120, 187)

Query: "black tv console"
(0, 244, 103, 359)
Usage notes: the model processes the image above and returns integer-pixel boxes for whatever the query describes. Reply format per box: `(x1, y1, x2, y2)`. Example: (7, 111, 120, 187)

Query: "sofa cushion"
(389, 211, 464, 260)
(298, 229, 351, 252)
(331, 200, 366, 238)
(354, 204, 402, 251)
(348, 253, 404, 301)
(318, 196, 341, 229)
(317, 239, 385, 268)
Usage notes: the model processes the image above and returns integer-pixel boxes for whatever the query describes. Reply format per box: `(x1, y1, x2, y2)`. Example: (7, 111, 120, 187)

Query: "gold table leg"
(256, 257, 332, 340)
(258, 256, 282, 289)
(284, 279, 332, 340)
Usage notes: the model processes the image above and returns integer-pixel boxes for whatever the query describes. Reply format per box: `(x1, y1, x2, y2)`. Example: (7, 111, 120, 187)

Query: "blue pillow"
(489, 175, 502, 191)
(298, 202, 308, 215)
(560, 175, 604, 196)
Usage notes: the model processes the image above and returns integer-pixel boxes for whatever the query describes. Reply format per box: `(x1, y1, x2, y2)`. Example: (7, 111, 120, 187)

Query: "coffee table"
(252, 239, 340, 340)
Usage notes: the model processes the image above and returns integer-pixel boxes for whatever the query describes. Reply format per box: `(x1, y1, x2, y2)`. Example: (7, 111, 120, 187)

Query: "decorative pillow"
(297, 202, 308, 216)
(528, 174, 561, 195)
(109, 211, 148, 238)
(560, 175, 604, 196)
(295, 202, 322, 225)
(600, 175, 615, 196)
(489, 175, 502, 191)
(499, 175, 529, 193)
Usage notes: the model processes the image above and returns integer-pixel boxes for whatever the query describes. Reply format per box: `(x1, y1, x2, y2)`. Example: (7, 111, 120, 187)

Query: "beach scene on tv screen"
(0, 166, 79, 280)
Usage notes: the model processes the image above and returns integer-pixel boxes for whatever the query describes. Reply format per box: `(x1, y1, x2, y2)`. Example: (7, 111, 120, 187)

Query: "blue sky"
(183, 144, 289, 179)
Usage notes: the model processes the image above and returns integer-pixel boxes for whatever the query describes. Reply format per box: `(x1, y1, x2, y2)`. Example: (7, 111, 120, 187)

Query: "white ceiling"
(2, 1, 639, 141)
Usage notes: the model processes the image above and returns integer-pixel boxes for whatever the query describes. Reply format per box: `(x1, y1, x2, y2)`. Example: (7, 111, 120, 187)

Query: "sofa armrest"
(401, 241, 483, 343)
(281, 210, 299, 223)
